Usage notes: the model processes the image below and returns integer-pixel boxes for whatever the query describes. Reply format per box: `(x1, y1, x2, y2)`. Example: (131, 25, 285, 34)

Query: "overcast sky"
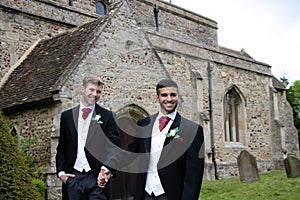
(163, 0, 300, 85)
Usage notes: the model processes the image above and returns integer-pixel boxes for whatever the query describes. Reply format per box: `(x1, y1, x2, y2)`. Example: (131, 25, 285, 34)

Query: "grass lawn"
(200, 170, 300, 200)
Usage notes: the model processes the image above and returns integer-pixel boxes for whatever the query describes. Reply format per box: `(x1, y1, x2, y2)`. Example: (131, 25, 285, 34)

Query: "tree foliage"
(286, 80, 300, 137)
(0, 112, 43, 200)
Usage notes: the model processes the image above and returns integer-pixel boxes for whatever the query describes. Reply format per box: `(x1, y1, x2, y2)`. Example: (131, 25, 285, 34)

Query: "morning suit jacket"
(128, 112, 205, 200)
(56, 103, 119, 200)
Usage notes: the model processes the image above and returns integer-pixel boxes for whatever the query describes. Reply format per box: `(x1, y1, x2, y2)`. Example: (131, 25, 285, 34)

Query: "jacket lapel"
(71, 105, 80, 147)
(86, 104, 102, 145)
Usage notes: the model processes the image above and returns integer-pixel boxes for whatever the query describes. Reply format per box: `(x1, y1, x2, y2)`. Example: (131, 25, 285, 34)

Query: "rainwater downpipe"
(207, 62, 218, 180)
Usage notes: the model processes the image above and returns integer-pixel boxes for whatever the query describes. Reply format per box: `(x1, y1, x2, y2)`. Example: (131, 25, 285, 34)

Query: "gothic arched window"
(224, 87, 246, 143)
(96, 1, 106, 15)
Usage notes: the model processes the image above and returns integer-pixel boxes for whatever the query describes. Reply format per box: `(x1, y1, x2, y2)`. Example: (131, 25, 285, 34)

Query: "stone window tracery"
(224, 87, 246, 144)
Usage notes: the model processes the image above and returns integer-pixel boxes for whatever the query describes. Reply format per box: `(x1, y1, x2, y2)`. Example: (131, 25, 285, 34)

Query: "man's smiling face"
(156, 86, 178, 115)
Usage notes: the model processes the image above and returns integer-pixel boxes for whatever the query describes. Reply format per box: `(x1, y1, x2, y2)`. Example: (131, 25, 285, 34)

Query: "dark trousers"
(144, 192, 168, 200)
(66, 169, 107, 200)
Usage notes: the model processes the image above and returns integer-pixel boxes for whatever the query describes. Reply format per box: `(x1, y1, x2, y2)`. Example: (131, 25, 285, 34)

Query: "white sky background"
(163, 0, 300, 85)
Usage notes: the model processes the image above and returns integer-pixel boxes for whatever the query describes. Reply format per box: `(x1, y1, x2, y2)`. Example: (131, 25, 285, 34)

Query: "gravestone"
(284, 154, 300, 178)
(237, 150, 260, 182)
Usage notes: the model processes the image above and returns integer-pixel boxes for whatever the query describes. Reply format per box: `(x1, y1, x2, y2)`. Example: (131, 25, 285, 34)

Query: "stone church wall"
(5, 104, 61, 199)
(5, 103, 61, 167)
(1, 0, 299, 199)
(130, 0, 218, 48)
(212, 66, 274, 178)
(0, 8, 69, 79)
(1, 0, 96, 25)
(0, 0, 99, 80)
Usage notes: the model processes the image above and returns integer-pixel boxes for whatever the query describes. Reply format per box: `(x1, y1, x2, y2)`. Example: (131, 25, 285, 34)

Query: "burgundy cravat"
(159, 116, 170, 131)
(82, 108, 92, 120)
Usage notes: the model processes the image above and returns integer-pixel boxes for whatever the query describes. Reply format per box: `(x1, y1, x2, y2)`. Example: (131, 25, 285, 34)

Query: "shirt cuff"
(101, 166, 109, 171)
(58, 171, 65, 178)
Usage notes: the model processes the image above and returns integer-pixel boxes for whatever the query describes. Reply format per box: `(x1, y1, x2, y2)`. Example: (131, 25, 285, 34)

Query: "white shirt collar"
(158, 110, 177, 121)
(79, 102, 95, 111)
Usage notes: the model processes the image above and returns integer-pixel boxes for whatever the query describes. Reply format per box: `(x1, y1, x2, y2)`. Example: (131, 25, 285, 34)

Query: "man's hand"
(97, 169, 112, 188)
(59, 173, 75, 184)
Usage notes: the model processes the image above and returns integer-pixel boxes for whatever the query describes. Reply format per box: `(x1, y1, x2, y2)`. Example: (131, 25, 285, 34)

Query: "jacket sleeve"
(181, 125, 205, 200)
(100, 111, 120, 175)
(105, 111, 120, 147)
(56, 112, 68, 176)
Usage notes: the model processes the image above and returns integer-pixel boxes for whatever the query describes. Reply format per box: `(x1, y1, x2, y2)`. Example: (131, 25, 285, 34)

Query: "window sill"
(224, 142, 246, 149)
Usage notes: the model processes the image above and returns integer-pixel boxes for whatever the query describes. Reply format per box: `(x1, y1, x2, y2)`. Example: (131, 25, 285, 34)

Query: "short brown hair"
(83, 75, 104, 87)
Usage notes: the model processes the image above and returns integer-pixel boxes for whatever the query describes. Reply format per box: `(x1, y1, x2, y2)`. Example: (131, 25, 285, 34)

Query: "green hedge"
(0, 112, 43, 200)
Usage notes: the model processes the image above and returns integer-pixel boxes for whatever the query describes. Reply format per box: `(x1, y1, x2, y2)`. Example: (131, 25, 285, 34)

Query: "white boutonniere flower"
(165, 127, 183, 142)
(92, 113, 103, 125)
(170, 129, 177, 137)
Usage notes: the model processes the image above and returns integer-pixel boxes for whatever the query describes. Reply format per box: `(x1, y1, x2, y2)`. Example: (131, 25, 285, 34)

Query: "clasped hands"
(97, 169, 112, 188)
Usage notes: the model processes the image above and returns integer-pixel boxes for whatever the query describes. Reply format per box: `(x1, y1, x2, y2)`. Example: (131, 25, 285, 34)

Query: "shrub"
(33, 178, 46, 198)
(0, 112, 43, 200)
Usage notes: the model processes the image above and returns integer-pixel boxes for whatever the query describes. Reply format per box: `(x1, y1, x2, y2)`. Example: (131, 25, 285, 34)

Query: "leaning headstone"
(284, 154, 300, 178)
(237, 150, 260, 182)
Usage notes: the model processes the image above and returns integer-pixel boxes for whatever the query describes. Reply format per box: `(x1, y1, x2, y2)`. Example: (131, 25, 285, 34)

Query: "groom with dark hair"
(128, 79, 205, 200)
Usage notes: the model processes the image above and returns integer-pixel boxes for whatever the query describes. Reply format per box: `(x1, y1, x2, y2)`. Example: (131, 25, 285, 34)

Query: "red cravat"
(159, 116, 170, 131)
(82, 108, 92, 120)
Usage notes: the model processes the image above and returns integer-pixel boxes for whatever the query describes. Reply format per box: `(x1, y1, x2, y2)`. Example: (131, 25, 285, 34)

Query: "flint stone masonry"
(0, 7, 71, 79)
(1, 0, 97, 26)
(0, 0, 100, 80)
(7, 104, 60, 166)
(0, 0, 299, 199)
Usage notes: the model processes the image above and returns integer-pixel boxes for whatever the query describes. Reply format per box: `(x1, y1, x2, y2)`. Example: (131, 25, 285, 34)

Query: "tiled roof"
(0, 17, 107, 111)
(272, 77, 287, 91)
